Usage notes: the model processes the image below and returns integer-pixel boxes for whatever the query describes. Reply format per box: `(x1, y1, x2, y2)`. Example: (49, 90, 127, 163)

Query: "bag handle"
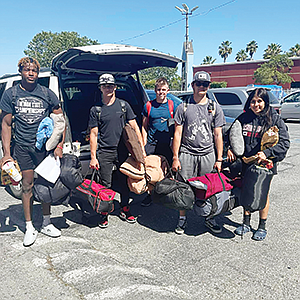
(207, 168, 226, 191)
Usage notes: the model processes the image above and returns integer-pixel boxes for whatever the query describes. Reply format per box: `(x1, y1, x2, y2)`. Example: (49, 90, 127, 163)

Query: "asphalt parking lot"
(0, 121, 299, 300)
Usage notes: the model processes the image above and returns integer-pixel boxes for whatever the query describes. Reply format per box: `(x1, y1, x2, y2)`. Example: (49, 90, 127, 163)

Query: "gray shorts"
(179, 151, 215, 180)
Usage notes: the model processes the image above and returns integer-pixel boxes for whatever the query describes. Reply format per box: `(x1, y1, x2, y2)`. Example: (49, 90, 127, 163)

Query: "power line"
(116, 0, 236, 43)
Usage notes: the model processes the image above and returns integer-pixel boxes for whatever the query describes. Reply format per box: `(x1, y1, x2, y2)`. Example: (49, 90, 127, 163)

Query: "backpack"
(193, 190, 238, 219)
(92, 99, 145, 164)
(93, 99, 127, 125)
(11, 84, 51, 107)
(183, 95, 216, 129)
(146, 98, 174, 121)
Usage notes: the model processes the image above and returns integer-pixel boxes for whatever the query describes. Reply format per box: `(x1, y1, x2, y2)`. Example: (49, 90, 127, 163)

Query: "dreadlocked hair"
(244, 88, 273, 134)
(18, 57, 40, 73)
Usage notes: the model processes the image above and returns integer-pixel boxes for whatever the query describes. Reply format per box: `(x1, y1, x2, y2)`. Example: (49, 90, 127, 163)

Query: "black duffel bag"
(240, 163, 274, 212)
(152, 173, 195, 210)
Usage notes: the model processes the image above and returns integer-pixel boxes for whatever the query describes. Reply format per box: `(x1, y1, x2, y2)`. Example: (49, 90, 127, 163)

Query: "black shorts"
(13, 144, 46, 171)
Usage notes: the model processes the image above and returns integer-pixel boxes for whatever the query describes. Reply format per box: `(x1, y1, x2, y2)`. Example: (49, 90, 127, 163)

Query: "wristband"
(57, 145, 63, 150)
(216, 159, 223, 162)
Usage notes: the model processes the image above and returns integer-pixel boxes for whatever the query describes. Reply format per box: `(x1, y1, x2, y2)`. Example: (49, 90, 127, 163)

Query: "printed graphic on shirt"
(15, 96, 46, 124)
(243, 124, 262, 137)
(186, 119, 210, 142)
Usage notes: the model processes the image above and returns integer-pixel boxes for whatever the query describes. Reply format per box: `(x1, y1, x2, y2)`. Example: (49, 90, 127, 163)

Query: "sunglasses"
(195, 81, 210, 87)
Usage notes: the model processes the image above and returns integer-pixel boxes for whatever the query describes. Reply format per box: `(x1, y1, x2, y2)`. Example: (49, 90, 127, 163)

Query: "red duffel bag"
(188, 171, 233, 200)
(74, 169, 116, 213)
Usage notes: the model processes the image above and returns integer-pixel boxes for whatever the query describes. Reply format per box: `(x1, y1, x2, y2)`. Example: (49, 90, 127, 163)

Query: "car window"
(267, 92, 280, 104)
(213, 92, 242, 105)
(0, 82, 7, 99)
(284, 92, 300, 103)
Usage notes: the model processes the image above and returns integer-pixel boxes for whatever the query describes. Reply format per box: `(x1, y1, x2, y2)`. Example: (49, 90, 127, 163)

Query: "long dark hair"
(244, 88, 273, 134)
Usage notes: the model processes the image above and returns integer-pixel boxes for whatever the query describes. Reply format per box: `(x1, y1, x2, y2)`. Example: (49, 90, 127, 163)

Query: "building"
(193, 57, 300, 89)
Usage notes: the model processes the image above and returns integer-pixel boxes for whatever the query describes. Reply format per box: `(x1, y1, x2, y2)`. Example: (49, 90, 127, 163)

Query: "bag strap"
(146, 98, 174, 122)
(217, 171, 226, 191)
(167, 99, 174, 118)
(208, 194, 218, 218)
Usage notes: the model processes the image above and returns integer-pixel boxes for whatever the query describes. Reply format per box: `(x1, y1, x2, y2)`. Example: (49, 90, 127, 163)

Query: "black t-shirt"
(0, 84, 60, 146)
(89, 98, 136, 151)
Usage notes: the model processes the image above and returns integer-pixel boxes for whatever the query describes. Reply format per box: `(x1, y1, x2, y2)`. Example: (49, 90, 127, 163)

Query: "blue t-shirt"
(142, 97, 182, 145)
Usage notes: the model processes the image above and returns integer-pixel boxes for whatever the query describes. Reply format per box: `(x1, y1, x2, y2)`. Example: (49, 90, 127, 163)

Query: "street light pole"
(175, 4, 199, 91)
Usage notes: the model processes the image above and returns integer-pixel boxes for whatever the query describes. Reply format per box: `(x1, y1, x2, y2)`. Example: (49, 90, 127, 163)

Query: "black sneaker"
(141, 195, 152, 207)
(98, 213, 109, 228)
(205, 218, 222, 234)
(175, 218, 187, 235)
(119, 206, 137, 223)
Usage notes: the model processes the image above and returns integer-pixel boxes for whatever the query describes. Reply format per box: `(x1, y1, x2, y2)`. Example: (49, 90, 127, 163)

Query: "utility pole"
(175, 4, 199, 91)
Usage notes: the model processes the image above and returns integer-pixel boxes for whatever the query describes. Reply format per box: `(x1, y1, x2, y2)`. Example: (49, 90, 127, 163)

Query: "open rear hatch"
(51, 44, 180, 77)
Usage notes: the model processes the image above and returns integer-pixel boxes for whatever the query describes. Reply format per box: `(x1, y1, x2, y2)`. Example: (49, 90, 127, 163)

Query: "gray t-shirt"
(174, 97, 225, 155)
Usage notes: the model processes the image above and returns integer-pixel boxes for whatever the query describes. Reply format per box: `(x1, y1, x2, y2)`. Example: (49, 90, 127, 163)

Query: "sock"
(178, 216, 186, 227)
(42, 215, 51, 227)
(258, 218, 267, 230)
(243, 214, 251, 226)
(26, 221, 35, 232)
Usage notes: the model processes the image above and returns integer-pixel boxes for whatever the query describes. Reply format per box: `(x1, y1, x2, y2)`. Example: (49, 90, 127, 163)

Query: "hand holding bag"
(74, 169, 116, 214)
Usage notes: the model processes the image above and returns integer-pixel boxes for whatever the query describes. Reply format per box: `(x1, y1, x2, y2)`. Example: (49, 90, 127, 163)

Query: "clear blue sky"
(1, 0, 299, 76)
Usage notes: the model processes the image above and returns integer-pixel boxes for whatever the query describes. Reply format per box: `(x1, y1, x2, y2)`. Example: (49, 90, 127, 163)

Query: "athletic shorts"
(13, 144, 46, 171)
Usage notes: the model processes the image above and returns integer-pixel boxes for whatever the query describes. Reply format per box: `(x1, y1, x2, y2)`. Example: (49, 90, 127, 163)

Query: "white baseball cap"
(98, 73, 115, 85)
(192, 71, 211, 83)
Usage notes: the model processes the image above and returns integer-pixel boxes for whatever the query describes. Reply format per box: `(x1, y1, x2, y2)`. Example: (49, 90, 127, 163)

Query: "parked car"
(0, 44, 180, 198)
(145, 89, 183, 103)
(177, 86, 282, 119)
(280, 90, 300, 120)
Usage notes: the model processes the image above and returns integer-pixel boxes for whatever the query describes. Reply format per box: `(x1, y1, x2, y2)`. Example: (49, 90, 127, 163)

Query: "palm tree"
(263, 43, 282, 59)
(246, 40, 258, 59)
(202, 56, 216, 65)
(218, 41, 232, 63)
(287, 43, 300, 57)
(235, 49, 248, 62)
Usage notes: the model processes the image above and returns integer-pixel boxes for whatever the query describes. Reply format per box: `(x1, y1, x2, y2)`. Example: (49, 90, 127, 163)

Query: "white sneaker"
(23, 229, 38, 247)
(41, 224, 61, 238)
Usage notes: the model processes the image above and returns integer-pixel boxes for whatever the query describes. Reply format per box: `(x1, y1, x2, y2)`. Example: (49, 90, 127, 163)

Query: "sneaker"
(23, 229, 38, 247)
(252, 228, 267, 241)
(119, 206, 137, 223)
(98, 213, 109, 228)
(205, 218, 222, 234)
(234, 224, 251, 236)
(175, 218, 187, 235)
(41, 224, 61, 238)
(141, 195, 152, 207)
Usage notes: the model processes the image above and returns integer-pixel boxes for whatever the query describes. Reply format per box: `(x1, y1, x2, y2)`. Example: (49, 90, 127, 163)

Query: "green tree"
(235, 49, 248, 62)
(253, 54, 294, 85)
(202, 56, 216, 65)
(139, 66, 181, 90)
(246, 40, 258, 59)
(210, 81, 227, 88)
(24, 31, 99, 67)
(287, 43, 300, 57)
(263, 43, 282, 59)
(218, 41, 232, 63)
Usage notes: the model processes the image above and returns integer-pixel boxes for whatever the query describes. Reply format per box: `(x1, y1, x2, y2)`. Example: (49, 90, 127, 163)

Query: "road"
(0, 121, 299, 300)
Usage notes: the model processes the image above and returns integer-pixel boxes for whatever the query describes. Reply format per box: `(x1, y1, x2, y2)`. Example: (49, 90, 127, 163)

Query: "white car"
(281, 91, 300, 121)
